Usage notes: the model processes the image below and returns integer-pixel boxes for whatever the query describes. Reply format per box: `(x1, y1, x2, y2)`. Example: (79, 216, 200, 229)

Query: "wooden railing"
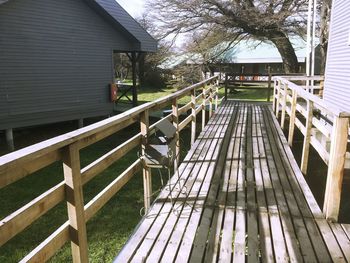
(0, 76, 221, 262)
(273, 75, 350, 222)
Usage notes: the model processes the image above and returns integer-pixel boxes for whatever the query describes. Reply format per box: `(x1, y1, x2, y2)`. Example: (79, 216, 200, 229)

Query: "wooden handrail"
(273, 75, 350, 222)
(0, 76, 221, 262)
(273, 76, 349, 118)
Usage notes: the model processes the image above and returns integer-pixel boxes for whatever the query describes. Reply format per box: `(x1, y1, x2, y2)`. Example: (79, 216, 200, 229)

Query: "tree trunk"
(319, 0, 332, 75)
(269, 32, 299, 73)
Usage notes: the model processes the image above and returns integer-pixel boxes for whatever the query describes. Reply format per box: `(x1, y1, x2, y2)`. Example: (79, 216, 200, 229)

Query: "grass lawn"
(0, 121, 192, 262)
(0, 83, 269, 262)
(118, 84, 271, 107)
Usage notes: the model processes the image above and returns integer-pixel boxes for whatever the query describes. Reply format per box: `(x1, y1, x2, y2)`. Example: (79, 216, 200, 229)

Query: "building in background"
(0, 0, 157, 150)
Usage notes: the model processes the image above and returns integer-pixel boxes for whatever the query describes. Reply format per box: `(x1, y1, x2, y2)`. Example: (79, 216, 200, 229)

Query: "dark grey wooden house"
(0, 0, 156, 149)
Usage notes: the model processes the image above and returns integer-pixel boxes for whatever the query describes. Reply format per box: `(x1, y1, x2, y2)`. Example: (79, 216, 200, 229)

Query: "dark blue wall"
(0, 0, 140, 129)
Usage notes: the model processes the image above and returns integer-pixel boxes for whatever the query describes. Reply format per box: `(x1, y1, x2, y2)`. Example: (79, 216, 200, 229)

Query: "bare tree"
(146, 0, 311, 73)
(318, 0, 332, 74)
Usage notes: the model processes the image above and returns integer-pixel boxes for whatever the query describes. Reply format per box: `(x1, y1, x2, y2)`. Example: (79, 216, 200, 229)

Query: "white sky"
(116, 0, 145, 18)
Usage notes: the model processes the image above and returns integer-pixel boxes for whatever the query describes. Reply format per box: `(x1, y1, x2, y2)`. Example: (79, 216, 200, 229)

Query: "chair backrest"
(155, 119, 176, 139)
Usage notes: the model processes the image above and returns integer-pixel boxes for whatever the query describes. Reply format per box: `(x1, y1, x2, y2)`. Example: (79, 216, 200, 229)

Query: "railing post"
(275, 80, 281, 118)
(280, 83, 288, 129)
(209, 85, 213, 119)
(172, 98, 180, 164)
(191, 88, 196, 146)
(62, 143, 88, 263)
(323, 116, 349, 222)
(301, 101, 314, 174)
(215, 86, 219, 111)
(224, 74, 228, 100)
(267, 71, 272, 102)
(202, 85, 206, 131)
(288, 90, 297, 146)
(140, 109, 152, 213)
(272, 79, 276, 112)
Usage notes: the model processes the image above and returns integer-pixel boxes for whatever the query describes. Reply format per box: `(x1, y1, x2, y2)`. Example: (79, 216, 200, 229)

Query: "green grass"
(119, 84, 271, 106)
(0, 121, 191, 262)
(0, 83, 269, 262)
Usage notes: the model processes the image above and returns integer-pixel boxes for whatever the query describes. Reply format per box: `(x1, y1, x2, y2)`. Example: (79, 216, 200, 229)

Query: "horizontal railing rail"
(273, 75, 350, 222)
(0, 76, 222, 263)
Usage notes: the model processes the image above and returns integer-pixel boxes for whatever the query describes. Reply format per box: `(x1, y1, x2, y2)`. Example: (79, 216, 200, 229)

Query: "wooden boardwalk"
(115, 101, 350, 262)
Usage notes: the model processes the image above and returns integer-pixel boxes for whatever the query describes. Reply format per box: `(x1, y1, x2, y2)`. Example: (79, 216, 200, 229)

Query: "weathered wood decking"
(115, 101, 350, 262)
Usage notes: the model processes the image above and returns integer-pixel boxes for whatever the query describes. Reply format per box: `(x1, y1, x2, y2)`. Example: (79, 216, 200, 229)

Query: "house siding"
(0, 0, 138, 130)
(324, 0, 350, 112)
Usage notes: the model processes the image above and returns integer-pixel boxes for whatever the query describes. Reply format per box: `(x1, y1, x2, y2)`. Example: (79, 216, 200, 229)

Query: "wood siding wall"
(324, 0, 350, 111)
(0, 0, 136, 130)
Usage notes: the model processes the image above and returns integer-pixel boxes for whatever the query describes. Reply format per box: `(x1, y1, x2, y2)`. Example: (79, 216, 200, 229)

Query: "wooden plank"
(188, 104, 238, 262)
(205, 103, 241, 262)
(62, 143, 88, 263)
(81, 134, 141, 184)
(262, 106, 321, 262)
(209, 86, 213, 118)
(20, 222, 70, 263)
(140, 109, 152, 212)
(275, 80, 281, 118)
(173, 98, 180, 164)
(323, 116, 349, 221)
(170, 102, 235, 262)
(202, 86, 206, 131)
(315, 219, 346, 262)
(145, 114, 228, 262)
(178, 101, 192, 115)
(159, 102, 234, 262)
(84, 160, 141, 221)
(191, 88, 196, 146)
(280, 83, 288, 129)
(252, 105, 274, 262)
(342, 224, 350, 239)
(0, 182, 65, 247)
(301, 101, 314, 174)
(233, 104, 248, 262)
(179, 114, 192, 131)
(116, 101, 230, 262)
(259, 107, 299, 262)
(264, 106, 334, 262)
(245, 106, 259, 262)
(288, 90, 297, 146)
(0, 150, 62, 189)
(218, 103, 244, 262)
(330, 223, 350, 261)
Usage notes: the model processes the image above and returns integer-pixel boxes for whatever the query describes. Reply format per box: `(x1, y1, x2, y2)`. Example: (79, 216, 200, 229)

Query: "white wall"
(324, 0, 350, 113)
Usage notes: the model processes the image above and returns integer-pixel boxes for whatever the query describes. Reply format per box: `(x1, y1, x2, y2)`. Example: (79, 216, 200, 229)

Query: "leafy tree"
(145, 0, 312, 73)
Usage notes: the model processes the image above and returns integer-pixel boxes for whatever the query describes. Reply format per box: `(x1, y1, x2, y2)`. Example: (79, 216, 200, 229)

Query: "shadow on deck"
(115, 101, 350, 262)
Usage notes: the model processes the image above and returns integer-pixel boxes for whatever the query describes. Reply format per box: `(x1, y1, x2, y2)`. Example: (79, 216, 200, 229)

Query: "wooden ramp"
(114, 101, 350, 262)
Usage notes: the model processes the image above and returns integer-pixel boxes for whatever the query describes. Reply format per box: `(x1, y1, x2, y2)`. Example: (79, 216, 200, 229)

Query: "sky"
(116, 0, 145, 18)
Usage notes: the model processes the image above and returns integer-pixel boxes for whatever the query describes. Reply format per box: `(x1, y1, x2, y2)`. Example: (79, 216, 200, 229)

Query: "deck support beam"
(172, 98, 180, 164)
(280, 83, 288, 129)
(140, 109, 152, 213)
(301, 101, 314, 174)
(5, 128, 15, 152)
(78, 119, 84, 129)
(191, 89, 196, 146)
(288, 90, 297, 146)
(202, 85, 206, 131)
(323, 116, 349, 222)
(63, 143, 88, 263)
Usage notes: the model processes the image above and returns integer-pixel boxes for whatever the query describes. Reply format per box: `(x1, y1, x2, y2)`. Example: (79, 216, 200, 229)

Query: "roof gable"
(0, 0, 157, 52)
